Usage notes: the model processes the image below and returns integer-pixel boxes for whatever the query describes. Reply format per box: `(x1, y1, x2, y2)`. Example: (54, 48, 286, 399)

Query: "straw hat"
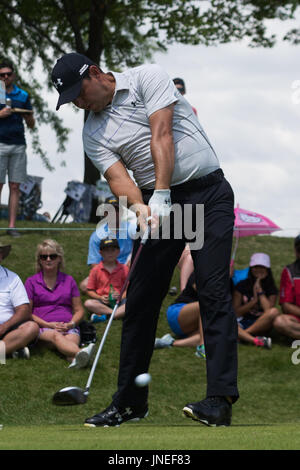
(0, 242, 11, 260)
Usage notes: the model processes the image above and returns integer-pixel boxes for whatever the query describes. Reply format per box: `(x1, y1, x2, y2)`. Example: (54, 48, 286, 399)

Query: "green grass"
(0, 220, 299, 449)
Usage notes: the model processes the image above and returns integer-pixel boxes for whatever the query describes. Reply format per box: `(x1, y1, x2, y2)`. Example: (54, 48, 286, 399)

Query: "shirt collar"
(8, 85, 20, 97)
(109, 72, 130, 106)
(0, 265, 8, 279)
(36, 270, 64, 287)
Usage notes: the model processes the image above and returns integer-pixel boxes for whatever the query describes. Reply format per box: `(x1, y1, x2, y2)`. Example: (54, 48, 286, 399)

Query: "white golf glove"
(148, 189, 172, 226)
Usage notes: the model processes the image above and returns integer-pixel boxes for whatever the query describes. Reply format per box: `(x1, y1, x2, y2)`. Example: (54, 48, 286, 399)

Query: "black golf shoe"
(183, 396, 232, 427)
(84, 403, 148, 427)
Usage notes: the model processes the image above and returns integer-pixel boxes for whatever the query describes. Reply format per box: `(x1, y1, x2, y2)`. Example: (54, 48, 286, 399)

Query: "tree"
(0, 0, 298, 185)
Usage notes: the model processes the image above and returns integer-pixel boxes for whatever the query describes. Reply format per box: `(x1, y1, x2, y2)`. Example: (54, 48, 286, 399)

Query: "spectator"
(25, 239, 94, 368)
(232, 253, 280, 349)
(173, 77, 198, 116)
(0, 60, 35, 238)
(85, 238, 129, 322)
(155, 271, 205, 358)
(0, 242, 38, 359)
(273, 235, 300, 339)
(80, 196, 135, 293)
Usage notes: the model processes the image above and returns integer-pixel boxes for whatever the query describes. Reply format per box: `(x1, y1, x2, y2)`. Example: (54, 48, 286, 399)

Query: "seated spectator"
(25, 239, 94, 368)
(0, 242, 39, 359)
(154, 271, 206, 359)
(273, 235, 300, 339)
(232, 253, 280, 349)
(80, 196, 136, 293)
(85, 238, 129, 322)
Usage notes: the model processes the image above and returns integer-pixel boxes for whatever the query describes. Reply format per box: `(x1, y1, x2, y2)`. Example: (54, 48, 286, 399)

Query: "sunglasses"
(39, 254, 58, 261)
(0, 72, 13, 78)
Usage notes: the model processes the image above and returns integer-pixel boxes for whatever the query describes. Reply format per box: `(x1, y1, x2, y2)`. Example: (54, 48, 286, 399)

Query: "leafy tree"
(0, 0, 298, 185)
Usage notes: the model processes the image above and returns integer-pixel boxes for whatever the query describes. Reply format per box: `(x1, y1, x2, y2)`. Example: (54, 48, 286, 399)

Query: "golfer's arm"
(149, 104, 175, 190)
(105, 161, 144, 207)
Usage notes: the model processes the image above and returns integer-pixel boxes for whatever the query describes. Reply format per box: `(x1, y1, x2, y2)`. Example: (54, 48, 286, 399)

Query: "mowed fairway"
(1, 423, 300, 450)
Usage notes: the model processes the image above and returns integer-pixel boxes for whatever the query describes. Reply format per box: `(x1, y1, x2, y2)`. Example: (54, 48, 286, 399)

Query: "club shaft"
(84, 229, 149, 394)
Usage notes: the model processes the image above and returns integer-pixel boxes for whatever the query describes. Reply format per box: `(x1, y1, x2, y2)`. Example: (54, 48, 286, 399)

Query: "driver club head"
(52, 386, 88, 406)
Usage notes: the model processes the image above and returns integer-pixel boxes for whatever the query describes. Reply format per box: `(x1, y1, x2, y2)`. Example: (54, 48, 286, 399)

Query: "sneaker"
(169, 286, 178, 296)
(195, 344, 206, 359)
(12, 347, 30, 359)
(84, 403, 148, 427)
(7, 228, 21, 238)
(154, 333, 175, 349)
(254, 336, 272, 349)
(91, 314, 107, 323)
(68, 343, 95, 369)
(183, 396, 232, 427)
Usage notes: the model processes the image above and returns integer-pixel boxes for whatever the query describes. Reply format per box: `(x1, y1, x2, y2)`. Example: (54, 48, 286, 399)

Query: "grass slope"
(0, 220, 299, 449)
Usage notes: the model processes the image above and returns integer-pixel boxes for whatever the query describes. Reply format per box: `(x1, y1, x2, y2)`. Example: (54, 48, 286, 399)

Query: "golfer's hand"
(133, 203, 151, 234)
(148, 189, 171, 226)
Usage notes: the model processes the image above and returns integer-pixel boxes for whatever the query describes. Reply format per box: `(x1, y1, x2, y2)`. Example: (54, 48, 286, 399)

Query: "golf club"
(52, 226, 150, 406)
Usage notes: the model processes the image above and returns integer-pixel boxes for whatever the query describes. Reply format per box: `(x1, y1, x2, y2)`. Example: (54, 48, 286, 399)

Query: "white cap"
(249, 253, 271, 268)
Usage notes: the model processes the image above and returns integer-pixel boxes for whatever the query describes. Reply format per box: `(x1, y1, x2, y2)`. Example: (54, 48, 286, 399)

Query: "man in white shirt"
(52, 53, 238, 427)
(0, 243, 39, 359)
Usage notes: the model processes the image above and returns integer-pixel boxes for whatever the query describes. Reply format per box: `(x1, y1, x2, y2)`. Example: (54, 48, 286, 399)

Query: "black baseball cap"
(173, 77, 186, 94)
(100, 238, 120, 250)
(51, 53, 96, 110)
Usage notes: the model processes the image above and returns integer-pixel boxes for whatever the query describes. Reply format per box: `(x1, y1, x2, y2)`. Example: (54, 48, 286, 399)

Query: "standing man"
(51, 53, 238, 427)
(0, 60, 35, 238)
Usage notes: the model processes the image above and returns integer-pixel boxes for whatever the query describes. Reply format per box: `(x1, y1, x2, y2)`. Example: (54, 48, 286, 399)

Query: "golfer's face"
(73, 76, 110, 113)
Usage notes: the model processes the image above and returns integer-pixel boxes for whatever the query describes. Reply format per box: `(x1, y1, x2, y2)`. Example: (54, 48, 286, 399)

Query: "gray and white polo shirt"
(83, 64, 220, 189)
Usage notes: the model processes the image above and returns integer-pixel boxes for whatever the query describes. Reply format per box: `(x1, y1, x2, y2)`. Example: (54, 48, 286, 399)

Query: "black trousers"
(112, 170, 239, 408)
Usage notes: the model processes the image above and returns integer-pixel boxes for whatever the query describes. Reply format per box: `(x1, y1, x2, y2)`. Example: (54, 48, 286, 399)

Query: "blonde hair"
(35, 239, 65, 272)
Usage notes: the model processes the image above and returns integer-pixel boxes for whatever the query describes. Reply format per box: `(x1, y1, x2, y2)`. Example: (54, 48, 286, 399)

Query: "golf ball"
(134, 373, 151, 387)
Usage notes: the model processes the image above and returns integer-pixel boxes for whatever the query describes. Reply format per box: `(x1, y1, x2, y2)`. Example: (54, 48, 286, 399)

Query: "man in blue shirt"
(79, 196, 136, 293)
(0, 60, 35, 237)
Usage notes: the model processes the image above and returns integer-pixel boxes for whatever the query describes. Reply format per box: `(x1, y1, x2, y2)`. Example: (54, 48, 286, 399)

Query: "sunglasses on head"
(39, 254, 58, 261)
(0, 72, 13, 78)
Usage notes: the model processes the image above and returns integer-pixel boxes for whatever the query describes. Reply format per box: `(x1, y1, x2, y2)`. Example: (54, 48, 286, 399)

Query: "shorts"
(0, 143, 27, 183)
(39, 327, 80, 336)
(237, 314, 260, 330)
(166, 303, 187, 337)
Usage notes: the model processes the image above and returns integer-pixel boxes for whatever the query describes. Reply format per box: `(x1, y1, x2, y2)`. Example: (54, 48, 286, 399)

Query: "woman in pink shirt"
(25, 239, 94, 368)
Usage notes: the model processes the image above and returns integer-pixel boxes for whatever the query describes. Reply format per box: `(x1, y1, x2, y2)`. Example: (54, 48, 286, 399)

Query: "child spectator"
(154, 271, 205, 359)
(85, 238, 129, 322)
(232, 253, 280, 349)
(274, 235, 300, 339)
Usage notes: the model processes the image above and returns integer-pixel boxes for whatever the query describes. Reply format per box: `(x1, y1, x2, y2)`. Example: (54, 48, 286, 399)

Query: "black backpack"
(79, 321, 97, 346)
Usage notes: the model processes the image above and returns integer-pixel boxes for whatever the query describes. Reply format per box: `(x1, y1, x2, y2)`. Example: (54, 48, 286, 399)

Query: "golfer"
(51, 53, 239, 427)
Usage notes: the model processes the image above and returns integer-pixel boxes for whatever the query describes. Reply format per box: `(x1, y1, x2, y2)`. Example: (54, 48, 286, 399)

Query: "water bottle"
(6, 98, 11, 108)
(108, 284, 117, 308)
